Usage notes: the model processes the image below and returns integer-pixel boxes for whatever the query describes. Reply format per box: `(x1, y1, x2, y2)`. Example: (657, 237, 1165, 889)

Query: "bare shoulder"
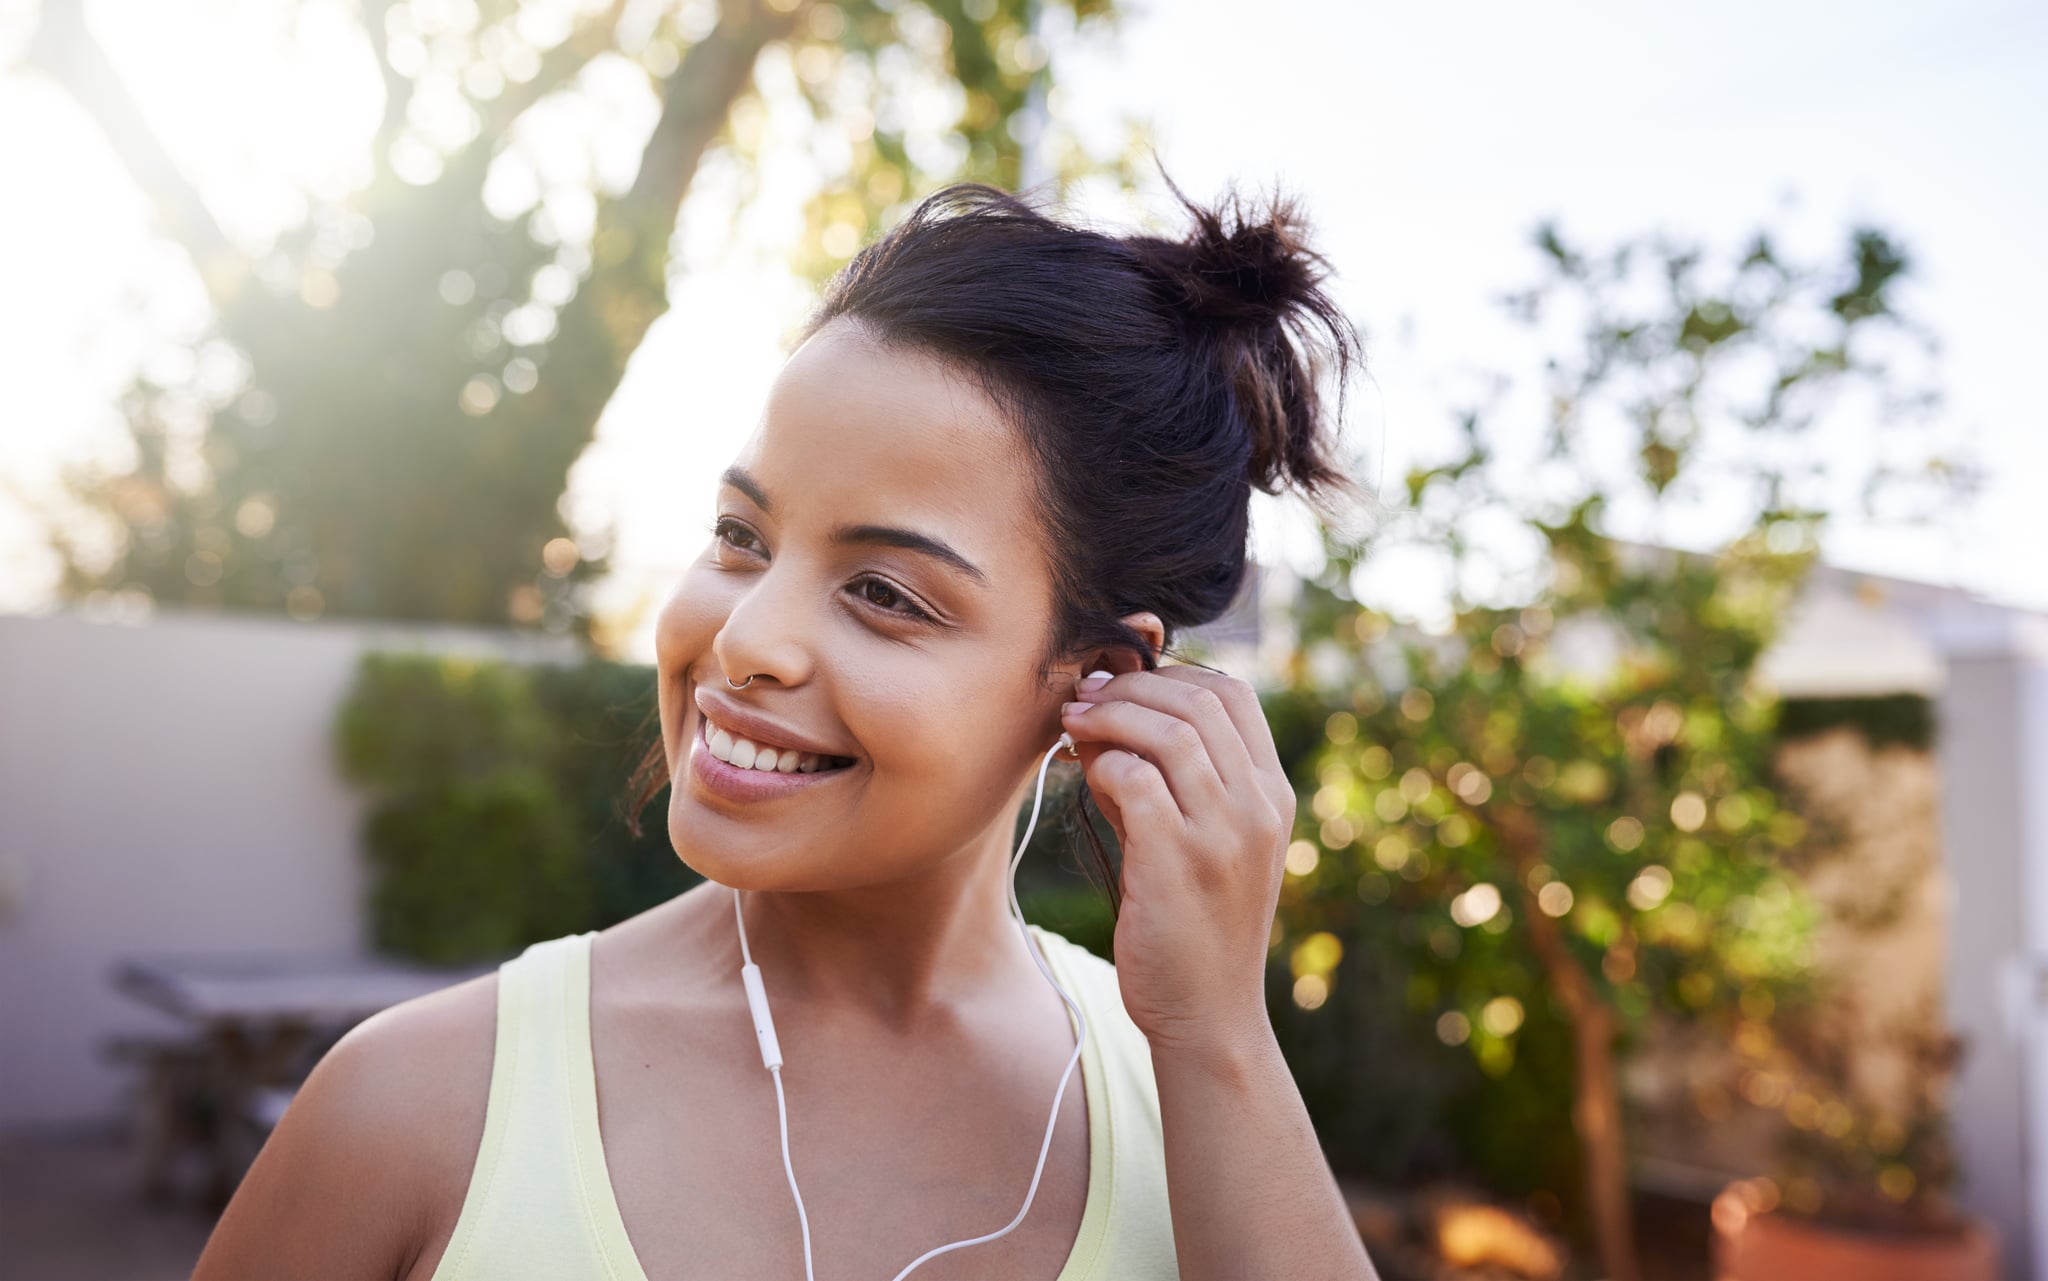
(190, 969, 500, 1281)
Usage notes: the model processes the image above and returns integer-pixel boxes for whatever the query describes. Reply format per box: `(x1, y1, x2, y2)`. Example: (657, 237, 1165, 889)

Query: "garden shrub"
(336, 651, 692, 964)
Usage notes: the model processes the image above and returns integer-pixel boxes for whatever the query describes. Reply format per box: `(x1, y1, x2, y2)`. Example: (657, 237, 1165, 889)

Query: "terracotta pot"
(1711, 1181, 2001, 1281)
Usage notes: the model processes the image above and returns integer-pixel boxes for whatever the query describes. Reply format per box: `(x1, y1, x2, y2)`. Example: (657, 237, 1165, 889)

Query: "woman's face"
(654, 316, 1075, 892)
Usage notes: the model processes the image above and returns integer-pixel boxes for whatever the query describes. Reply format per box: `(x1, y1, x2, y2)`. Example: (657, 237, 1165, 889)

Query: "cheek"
(661, 558, 740, 644)
(860, 672, 1018, 791)
(653, 575, 704, 667)
(654, 567, 729, 734)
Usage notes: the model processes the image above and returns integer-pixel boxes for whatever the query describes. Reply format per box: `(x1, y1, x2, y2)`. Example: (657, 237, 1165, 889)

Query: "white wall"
(2028, 648, 2048, 1281)
(1933, 611, 2048, 1281)
(1754, 571, 2047, 1279)
(0, 606, 579, 1131)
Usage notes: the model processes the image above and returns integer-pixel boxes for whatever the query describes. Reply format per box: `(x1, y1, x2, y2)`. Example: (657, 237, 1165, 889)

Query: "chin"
(667, 805, 799, 892)
(668, 804, 737, 887)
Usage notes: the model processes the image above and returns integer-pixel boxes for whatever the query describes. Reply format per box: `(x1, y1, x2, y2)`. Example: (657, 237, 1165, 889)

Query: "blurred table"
(107, 949, 498, 1210)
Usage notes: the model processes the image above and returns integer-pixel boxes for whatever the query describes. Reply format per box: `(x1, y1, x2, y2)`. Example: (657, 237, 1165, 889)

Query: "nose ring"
(727, 675, 755, 689)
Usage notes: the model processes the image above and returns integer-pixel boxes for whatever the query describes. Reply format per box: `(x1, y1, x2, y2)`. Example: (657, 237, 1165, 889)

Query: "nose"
(708, 558, 817, 692)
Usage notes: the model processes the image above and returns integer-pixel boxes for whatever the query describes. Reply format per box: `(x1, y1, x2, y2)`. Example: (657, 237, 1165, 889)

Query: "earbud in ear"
(1056, 669, 1114, 758)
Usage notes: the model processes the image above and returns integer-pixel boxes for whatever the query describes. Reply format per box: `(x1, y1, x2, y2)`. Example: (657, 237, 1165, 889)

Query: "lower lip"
(689, 716, 858, 803)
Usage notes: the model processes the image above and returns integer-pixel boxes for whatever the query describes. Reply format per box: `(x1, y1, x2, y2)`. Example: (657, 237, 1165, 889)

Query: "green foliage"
(1263, 865, 1517, 1188)
(1776, 693, 1935, 753)
(362, 766, 589, 966)
(1271, 214, 1967, 1251)
(783, 0, 1140, 293)
(1012, 764, 1120, 960)
(528, 658, 701, 925)
(335, 652, 560, 788)
(1017, 880, 1116, 962)
(335, 650, 694, 964)
(39, 0, 1141, 641)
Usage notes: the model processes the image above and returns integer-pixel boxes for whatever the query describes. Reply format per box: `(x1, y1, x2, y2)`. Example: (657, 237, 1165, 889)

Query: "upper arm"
(190, 974, 497, 1281)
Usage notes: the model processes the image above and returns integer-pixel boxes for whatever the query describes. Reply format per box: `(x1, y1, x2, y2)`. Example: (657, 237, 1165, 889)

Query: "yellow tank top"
(429, 924, 1180, 1281)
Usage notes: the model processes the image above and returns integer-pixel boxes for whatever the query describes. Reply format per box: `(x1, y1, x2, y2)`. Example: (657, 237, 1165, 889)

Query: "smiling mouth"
(697, 714, 857, 775)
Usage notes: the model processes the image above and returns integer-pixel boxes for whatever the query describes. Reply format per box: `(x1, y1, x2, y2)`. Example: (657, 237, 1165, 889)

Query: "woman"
(193, 174, 1381, 1281)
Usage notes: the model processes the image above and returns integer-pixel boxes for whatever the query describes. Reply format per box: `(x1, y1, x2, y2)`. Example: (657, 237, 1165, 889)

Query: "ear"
(1088, 611, 1164, 676)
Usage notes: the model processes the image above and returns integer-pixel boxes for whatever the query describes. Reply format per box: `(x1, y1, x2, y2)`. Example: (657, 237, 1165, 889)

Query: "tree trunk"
(1496, 805, 1642, 1281)
(480, 0, 808, 583)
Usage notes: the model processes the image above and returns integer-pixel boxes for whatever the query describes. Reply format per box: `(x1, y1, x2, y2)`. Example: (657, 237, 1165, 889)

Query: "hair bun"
(1127, 173, 1373, 538)
(1142, 189, 1325, 330)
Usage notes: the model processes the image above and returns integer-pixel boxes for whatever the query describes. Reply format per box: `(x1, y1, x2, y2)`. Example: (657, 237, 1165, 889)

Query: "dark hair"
(621, 168, 1373, 914)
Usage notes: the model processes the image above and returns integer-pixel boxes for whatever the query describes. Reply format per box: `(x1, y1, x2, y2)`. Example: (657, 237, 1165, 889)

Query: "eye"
(709, 517, 935, 624)
(852, 576, 935, 623)
(709, 515, 762, 555)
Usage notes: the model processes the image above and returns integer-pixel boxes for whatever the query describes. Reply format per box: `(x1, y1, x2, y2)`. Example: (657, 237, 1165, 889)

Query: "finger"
(1163, 665, 1285, 779)
(1067, 740, 1128, 842)
(1082, 746, 1183, 841)
(1160, 666, 1296, 823)
(1072, 667, 1261, 797)
(1061, 697, 1225, 820)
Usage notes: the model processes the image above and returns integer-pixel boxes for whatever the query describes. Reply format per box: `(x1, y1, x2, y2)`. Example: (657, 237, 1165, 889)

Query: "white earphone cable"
(732, 734, 1088, 1281)
(738, 890, 816, 1281)
(770, 1067, 815, 1281)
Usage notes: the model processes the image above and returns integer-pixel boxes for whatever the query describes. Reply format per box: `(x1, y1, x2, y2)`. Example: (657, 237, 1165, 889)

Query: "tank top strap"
(429, 931, 649, 1281)
(1026, 925, 1182, 1279)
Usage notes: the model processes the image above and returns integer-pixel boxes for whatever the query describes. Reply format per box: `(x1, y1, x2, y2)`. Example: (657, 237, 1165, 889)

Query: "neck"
(706, 770, 1054, 1027)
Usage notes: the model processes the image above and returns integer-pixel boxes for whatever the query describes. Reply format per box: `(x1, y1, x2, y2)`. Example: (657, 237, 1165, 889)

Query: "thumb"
(1079, 744, 1131, 850)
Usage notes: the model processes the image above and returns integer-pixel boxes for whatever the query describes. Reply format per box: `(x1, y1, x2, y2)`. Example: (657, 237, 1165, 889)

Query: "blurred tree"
(24, 0, 1136, 639)
(1275, 221, 1971, 1279)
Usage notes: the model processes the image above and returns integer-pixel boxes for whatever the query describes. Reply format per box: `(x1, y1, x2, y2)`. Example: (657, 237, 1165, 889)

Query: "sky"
(0, 0, 2042, 663)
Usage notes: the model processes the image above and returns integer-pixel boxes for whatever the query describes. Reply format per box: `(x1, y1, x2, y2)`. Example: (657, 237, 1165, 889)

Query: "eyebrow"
(721, 465, 990, 587)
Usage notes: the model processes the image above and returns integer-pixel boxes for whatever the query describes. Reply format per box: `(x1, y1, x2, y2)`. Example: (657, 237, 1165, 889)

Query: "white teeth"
(705, 717, 845, 775)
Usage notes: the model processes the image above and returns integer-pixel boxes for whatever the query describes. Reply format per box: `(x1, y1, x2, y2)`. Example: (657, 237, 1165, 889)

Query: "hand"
(1059, 665, 1297, 1060)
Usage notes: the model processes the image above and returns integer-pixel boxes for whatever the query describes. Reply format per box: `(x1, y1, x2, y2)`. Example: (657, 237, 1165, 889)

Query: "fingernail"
(1062, 701, 1092, 716)
(1077, 669, 1113, 692)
